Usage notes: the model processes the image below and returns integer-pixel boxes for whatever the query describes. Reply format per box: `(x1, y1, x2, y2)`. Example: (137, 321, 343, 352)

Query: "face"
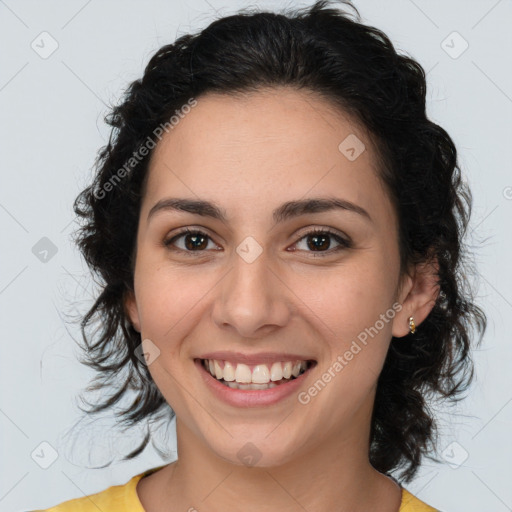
(125, 87, 421, 467)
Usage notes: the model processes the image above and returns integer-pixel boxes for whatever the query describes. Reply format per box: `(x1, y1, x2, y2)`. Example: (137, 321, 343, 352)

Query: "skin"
(125, 86, 440, 512)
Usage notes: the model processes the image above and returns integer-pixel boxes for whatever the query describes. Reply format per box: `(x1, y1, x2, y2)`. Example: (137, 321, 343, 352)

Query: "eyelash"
(162, 227, 352, 257)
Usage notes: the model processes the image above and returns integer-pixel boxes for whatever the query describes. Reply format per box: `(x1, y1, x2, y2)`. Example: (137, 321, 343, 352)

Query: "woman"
(36, 0, 486, 510)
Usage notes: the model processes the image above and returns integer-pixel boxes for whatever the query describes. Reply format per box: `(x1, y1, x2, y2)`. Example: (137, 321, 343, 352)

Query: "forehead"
(142, 87, 395, 228)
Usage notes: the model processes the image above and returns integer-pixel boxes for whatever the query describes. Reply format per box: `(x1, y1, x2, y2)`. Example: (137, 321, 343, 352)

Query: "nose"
(211, 248, 291, 339)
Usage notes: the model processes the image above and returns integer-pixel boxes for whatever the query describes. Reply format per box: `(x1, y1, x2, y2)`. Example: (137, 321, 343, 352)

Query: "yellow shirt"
(35, 466, 438, 511)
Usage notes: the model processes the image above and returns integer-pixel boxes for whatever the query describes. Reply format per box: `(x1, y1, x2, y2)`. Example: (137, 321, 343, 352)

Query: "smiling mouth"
(199, 358, 316, 390)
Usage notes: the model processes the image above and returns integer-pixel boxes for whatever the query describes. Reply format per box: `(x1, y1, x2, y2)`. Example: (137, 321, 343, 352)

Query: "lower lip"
(194, 359, 315, 408)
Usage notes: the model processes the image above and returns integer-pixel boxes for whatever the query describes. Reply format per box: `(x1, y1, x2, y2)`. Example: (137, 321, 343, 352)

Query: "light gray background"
(1, 1, 511, 511)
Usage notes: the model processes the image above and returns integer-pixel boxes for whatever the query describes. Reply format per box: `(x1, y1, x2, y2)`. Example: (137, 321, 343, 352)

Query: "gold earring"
(408, 316, 416, 334)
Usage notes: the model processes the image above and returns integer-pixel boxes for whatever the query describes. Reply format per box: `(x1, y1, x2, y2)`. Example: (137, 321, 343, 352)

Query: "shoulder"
(31, 466, 167, 512)
(32, 468, 439, 512)
(400, 487, 440, 511)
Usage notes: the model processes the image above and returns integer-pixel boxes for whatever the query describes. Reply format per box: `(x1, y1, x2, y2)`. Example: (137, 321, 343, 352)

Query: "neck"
(152, 402, 401, 512)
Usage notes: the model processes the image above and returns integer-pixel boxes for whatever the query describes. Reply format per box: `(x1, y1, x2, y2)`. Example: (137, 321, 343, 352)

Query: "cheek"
(288, 256, 399, 392)
(134, 259, 217, 341)
(294, 255, 397, 331)
(296, 264, 397, 421)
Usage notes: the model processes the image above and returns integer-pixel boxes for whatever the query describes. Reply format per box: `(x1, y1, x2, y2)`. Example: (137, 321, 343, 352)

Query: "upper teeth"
(203, 359, 308, 384)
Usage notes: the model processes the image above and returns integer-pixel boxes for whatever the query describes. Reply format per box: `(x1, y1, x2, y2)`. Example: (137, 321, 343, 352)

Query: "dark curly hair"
(71, 0, 487, 483)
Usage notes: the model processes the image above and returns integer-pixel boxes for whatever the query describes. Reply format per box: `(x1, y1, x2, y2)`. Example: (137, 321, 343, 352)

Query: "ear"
(124, 289, 141, 333)
(392, 256, 441, 338)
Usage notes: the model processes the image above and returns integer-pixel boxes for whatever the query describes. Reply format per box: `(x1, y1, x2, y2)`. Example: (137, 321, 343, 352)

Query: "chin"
(204, 432, 304, 469)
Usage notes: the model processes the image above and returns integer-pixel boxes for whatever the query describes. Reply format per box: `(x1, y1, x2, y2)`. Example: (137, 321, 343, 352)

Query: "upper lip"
(196, 351, 316, 365)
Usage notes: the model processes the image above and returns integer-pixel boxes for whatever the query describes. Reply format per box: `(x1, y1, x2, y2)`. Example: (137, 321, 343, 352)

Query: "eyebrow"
(147, 197, 372, 224)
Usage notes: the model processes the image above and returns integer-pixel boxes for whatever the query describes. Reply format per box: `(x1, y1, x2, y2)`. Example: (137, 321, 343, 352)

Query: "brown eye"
(164, 229, 218, 253)
(293, 229, 352, 255)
